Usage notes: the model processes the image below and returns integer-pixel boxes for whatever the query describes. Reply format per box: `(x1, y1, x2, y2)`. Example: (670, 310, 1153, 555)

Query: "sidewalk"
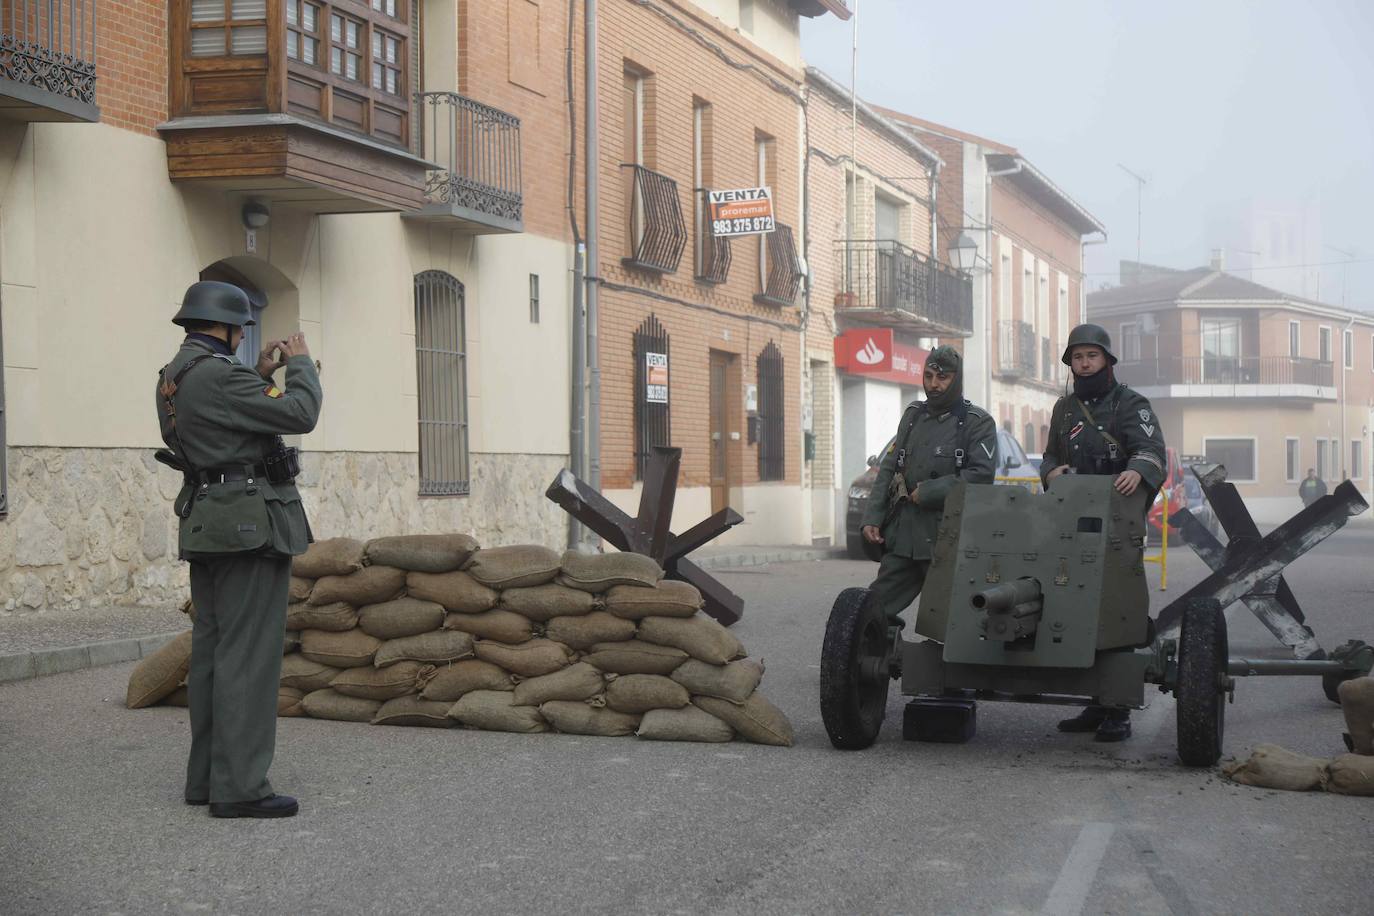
(0, 544, 847, 684)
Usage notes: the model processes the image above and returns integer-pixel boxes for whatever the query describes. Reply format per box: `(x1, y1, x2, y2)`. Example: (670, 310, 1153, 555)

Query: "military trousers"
(185, 553, 291, 804)
(868, 552, 931, 627)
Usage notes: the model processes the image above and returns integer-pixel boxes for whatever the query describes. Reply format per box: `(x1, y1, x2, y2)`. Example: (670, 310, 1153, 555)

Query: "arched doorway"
(198, 257, 299, 366)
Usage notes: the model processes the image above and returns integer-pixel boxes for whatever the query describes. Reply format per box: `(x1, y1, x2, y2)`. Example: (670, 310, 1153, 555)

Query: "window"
(1353, 440, 1363, 481)
(757, 342, 784, 481)
(1316, 439, 1328, 482)
(189, 0, 268, 57)
(1201, 317, 1241, 382)
(1289, 320, 1300, 358)
(739, 0, 755, 32)
(414, 271, 469, 496)
(1022, 261, 1033, 327)
(623, 66, 645, 256)
(1024, 423, 1036, 455)
(1319, 325, 1331, 363)
(370, 28, 403, 95)
(286, 0, 322, 64)
(529, 274, 540, 324)
(633, 316, 671, 480)
(693, 99, 728, 283)
(329, 10, 364, 81)
(1120, 322, 1142, 363)
(755, 132, 776, 292)
(999, 252, 1011, 318)
(1203, 438, 1256, 483)
(1285, 437, 1299, 483)
(1344, 328, 1354, 369)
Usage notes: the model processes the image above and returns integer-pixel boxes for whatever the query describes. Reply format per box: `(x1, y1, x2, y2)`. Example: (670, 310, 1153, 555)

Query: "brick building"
(590, 0, 849, 545)
(1089, 260, 1374, 520)
(0, 1, 574, 610)
(881, 111, 1105, 454)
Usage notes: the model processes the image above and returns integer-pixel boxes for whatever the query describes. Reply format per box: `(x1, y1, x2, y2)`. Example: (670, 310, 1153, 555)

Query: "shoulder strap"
(158, 354, 219, 477)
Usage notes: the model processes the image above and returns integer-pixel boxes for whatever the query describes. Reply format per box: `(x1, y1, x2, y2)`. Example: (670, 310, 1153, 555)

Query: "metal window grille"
(623, 164, 687, 273)
(414, 270, 469, 496)
(633, 315, 671, 481)
(756, 223, 801, 306)
(694, 188, 731, 283)
(757, 341, 784, 481)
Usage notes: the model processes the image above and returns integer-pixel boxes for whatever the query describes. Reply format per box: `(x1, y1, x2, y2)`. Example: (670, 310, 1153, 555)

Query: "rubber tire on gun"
(820, 587, 891, 750)
(1175, 597, 1228, 767)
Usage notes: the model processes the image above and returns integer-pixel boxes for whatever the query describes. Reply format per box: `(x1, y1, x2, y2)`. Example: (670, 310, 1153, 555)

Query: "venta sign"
(833, 328, 927, 385)
(645, 352, 668, 403)
(708, 187, 775, 238)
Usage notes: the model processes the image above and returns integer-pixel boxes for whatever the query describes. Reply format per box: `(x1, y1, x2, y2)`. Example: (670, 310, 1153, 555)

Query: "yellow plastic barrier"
(1143, 488, 1168, 590)
(995, 475, 1043, 493)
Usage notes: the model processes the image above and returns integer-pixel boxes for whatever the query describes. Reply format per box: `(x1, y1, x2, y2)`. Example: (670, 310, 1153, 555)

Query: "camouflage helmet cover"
(1061, 323, 1116, 365)
(172, 280, 255, 328)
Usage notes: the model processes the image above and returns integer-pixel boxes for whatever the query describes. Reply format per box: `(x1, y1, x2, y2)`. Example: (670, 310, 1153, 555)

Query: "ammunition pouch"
(263, 440, 300, 485)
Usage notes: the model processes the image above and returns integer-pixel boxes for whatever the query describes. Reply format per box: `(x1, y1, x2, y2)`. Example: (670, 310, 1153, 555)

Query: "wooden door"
(710, 350, 732, 514)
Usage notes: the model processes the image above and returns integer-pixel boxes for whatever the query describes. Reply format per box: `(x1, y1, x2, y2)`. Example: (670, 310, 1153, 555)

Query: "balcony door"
(1201, 317, 1241, 383)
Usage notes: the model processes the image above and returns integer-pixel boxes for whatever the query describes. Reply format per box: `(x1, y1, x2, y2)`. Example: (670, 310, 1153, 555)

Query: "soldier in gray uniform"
(861, 346, 998, 630)
(1040, 323, 1166, 742)
(156, 281, 323, 818)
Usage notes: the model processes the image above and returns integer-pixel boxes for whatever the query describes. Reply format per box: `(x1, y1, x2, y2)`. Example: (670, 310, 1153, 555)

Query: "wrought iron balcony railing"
(834, 239, 973, 335)
(1, 0, 98, 121)
(623, 164, 687, 274)
(1117, 356, 1334, 391)
(415, 91, 522, 232)
(995, 320, 1037, 378)
(756, 223, 802, 306)
(694, 188, 731, 284)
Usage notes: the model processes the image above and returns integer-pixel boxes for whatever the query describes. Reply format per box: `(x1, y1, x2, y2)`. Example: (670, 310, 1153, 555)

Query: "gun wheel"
(1176, 598, 1228, 767)
(820, 587, 892, 750)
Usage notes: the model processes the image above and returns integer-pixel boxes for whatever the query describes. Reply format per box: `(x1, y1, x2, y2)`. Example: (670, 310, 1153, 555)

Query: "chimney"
(1209, 248, 1226, 272)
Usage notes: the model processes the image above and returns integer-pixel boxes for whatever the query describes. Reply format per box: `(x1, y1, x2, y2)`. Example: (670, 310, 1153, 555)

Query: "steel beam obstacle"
(546, 446, 745, 625)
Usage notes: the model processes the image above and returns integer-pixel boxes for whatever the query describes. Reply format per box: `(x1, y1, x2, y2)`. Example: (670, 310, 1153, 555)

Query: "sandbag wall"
(128, 535, 793, 747)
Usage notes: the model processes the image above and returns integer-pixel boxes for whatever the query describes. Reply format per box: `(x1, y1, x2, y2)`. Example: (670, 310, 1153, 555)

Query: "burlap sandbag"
(604, 580, 704, 620)
(1223, 744, 1329, 791)
(406, 570, 499, 613)
(474, 639, 573, 678)
(310, 565, 407, 607)
(372, 695, 456, 728)
(278, 686, 307, 717)
(540, 700, 640, 737)
(464, 545, 562, 589)
(375, 630, 475, 668)
(512, 662, 606, 706)
(544, 611, 636, 651)
(583, 639, 688, 676)
(288, 576, 315, 603)
(301, 688, 381, 723)
(162, 685, 190, 707)
(331, 661, 434, 701)
(300, 628, 382, 668)
(283, 631, 302, 654)
(292, 537, 367, 579)
(558, 550, 664, 593)
(286, 600, 358, 633)
(1327, 753, 1374, 796)
(637, 705, 733, 743)
(449, 690, 549, 733)
(357, 597, 446, 640)
(639, 615, 742, 665)
(443, 609, 534, 644)
(364, 534, 479, 573)
(695, 694, 794, 747)
(280, 653, 341, 691)
(126, 631, 193, 709)
(672, 658, 764, 704)
(1337, 677, 1374, 756)
(421, 660, 512, 702)
(605, 674, 690, 714)
(499, 583, 597, 621)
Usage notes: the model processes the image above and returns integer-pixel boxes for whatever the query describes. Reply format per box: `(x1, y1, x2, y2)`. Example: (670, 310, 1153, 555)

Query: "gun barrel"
(970, 578, 1043, 613)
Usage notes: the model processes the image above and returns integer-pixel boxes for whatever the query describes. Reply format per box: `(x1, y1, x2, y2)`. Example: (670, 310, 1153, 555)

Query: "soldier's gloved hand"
(1114, 469, 1142, 495)
(255, 340, 287, 378)
(280, 332, 311, 359)
(861, 525, 884, 545)
(1046, 464, 1071, 482)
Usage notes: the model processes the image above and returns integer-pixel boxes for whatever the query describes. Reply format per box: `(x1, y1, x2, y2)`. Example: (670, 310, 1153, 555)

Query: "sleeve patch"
(264, 385, 283, 399)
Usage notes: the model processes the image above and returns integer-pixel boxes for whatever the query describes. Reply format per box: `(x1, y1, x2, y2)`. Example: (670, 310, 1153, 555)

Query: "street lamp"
(949, 231, 979, 272)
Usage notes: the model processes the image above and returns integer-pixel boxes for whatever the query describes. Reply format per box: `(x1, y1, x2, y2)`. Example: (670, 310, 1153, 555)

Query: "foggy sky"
(800, 0, 1374, 309)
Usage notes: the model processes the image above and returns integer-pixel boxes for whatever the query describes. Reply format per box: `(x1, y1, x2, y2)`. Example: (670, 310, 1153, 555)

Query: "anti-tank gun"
(819, 473, 1373, 766)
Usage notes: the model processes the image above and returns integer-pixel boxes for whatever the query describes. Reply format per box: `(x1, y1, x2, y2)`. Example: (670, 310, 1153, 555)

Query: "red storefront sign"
(833, 328, 927, 385)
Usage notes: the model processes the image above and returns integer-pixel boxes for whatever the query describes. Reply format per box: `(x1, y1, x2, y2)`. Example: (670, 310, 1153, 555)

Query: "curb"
(0, 632, 182, 686)
(694, 546, 848, 570)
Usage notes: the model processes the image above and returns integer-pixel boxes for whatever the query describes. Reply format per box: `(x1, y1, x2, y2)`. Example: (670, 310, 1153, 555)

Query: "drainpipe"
(568, 0, 586, 549)
(585, 0, 602, 512)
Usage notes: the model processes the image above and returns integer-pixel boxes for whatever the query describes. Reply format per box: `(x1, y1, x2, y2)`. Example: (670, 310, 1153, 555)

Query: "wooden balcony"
(0, 0, 99, 122)
(158, 0, 430, 213)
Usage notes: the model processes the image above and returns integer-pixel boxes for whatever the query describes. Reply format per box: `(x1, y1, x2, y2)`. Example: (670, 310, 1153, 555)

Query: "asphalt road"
(2, 528, 1372, 915)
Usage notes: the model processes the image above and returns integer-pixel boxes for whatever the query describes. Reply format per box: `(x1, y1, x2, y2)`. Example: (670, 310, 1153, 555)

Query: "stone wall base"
(1, 448, 569, 613)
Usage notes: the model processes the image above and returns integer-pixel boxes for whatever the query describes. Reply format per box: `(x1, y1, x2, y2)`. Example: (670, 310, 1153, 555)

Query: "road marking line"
(1041, 821, 1115, 916)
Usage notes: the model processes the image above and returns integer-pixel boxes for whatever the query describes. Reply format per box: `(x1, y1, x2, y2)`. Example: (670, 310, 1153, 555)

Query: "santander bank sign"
(833, 328, 927, 385)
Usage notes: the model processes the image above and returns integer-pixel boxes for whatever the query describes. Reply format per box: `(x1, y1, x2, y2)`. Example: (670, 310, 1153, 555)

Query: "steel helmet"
(1061, 323, 1116, 365)
(171, 281, 255, 328)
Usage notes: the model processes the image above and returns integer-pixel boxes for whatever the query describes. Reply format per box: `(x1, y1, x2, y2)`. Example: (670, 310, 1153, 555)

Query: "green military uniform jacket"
(1039, 382, 1165, 495)
(157, 339, 323, 559)
(862, 401, 998, 560)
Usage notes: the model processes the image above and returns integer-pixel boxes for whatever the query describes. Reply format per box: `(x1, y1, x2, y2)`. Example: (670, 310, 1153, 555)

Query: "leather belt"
(197, 463, 267, 484)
